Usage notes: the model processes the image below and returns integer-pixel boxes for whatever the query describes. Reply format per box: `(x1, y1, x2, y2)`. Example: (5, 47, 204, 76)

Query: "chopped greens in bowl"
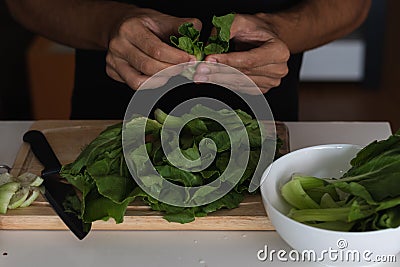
(260, 130, 400, 266)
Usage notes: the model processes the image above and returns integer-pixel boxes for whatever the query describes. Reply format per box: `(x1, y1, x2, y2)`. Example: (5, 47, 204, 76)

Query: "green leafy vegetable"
(170, 13, 235, 61)
(281, 130, 400, 232)
(60, 104, 281, 225)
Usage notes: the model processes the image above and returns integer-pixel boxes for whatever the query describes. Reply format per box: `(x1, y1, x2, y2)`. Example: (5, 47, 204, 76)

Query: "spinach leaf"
(170, 23, 204, 61)
(170, 13, 235, 60)
(204, 13, 235, 55)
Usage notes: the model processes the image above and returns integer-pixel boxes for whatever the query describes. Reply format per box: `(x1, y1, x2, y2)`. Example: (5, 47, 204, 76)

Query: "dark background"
(0, 1, 34, 120)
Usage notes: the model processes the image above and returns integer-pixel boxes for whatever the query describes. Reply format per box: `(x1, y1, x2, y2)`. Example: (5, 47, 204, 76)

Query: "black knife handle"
(23, 130, 62, 175)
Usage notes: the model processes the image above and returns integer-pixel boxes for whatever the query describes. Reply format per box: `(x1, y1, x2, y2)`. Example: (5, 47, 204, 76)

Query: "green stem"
(288, 207, 352, 222)
(281, 179, 320, 210)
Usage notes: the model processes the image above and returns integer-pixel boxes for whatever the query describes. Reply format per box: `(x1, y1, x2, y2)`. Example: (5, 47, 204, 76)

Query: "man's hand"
(106, 8, 201, 90)
(194, 13, 290, 94)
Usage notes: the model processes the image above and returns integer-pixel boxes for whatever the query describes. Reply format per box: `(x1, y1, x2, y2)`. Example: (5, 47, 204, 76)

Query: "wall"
(27, 37, 75, 119)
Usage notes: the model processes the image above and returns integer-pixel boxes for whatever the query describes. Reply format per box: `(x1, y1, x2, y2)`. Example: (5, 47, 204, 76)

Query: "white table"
(0, 121, 397, 267)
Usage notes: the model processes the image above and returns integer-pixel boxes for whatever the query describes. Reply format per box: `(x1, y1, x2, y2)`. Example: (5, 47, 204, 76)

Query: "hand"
(194, 13, 290, 95)
(106, 8, 201, 90)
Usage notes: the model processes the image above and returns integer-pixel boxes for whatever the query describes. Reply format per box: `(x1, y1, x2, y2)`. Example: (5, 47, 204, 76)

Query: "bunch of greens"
(170, 13, 235, 61)
(60, 104, 280, 224)
(281, 130, 400, 232)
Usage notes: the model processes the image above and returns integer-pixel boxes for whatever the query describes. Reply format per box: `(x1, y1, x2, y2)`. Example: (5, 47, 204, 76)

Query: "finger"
(196, 60, 288, 79)
(133, 34, 196, 64)
(112, 56, 173, 90)
(106, 54, 125, 83)
(139, 75, 171, 90)
(120, 18, 196, 64)
(193, 62, 257, 91)
(111, 37, 193, 78)
(205, 40, 290, 68)
(105, 65, 124, 83)
(106, 40, 190, 87)
(194, 61, 285, 92)
(246, 74, 282, 91)
(109, 37, 172, 76)
(112, 57, 150, 90)
(192, 71, 259, 93)
(193, 71, 281, 94)
(239, 63, 289, 79)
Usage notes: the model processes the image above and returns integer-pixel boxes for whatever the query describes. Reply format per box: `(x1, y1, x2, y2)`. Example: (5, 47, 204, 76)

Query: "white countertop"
(0, 121, 397, 267)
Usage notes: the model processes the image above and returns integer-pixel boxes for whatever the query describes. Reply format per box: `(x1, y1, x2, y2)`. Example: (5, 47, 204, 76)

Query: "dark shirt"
(71, 0, 303, 121)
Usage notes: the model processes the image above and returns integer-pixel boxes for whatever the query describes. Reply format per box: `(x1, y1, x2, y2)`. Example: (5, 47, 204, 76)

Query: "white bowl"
(260, 144, 400, 266)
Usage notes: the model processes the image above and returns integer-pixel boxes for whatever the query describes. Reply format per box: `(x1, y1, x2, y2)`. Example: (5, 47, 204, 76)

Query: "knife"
(23, 130, 91, 240)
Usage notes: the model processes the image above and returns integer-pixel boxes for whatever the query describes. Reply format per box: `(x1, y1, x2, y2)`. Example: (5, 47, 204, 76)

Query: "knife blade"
(23, 130, 91, 240)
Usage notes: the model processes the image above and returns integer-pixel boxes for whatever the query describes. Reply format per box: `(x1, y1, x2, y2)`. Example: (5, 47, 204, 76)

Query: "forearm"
(260, 0, 372, 54)
(5, 0, 139, 50)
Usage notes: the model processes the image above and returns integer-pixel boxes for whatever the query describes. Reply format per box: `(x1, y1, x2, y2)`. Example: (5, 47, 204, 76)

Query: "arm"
(5, 0, 135, 50)
(5, 0, 199, 89)
(260, 0, 372, 53)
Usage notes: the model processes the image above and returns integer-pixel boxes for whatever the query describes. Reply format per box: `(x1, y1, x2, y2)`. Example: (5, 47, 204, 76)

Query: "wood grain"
(2, 120, 289, 231)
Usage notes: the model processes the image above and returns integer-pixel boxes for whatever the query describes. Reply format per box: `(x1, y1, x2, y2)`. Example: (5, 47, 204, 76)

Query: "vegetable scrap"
(0, 171, 44, 214)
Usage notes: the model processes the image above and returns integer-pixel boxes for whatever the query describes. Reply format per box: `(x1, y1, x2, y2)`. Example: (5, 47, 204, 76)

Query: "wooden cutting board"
(1, 120, 289, 231)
